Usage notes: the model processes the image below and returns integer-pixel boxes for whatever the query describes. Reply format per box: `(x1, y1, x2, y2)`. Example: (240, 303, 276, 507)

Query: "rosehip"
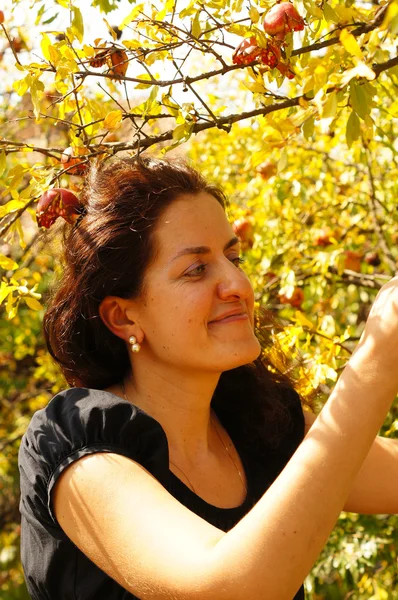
(275, 61, 295, 79)
(106, 49, 129, 80)
(0, 11, 4, 24)
(232, 218, 254, 249)
(10, 37, 24, 53)
(315, 231, 332, 247)
(343, 250, 362, 272)
(36, 188, 83, 229)
(60, 146, 88, 176)
(262, 42, 281, 68)
(364, 252, 381, 267)
(89, 48, 109, 68)
(279, 287, 304, 308)
(232, 37, 264, 66)
(232, 36, 281, 68)
(263, 2, 305, 41)
(256, 160, 277, 180)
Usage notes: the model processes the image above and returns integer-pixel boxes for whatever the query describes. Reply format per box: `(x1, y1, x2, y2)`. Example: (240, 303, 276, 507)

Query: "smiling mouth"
(209, 313, 248, 325)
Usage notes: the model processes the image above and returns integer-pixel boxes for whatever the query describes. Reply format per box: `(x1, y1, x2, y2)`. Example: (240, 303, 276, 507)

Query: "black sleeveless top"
(18, 387, 306, 599)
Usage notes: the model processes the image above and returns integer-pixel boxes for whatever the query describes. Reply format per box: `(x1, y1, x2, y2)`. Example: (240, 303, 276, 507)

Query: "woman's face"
(132, 192, 261, 373)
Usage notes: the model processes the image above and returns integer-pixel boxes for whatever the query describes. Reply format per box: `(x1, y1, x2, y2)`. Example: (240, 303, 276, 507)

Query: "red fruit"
(275, 61, 295, 79)
(261, 41, 281, 68)
(256, 160, 277, 180)
(232, 36, 281, 68)
(232, 218, 254, 248)
(106, 49, 128, 80)
(343, 250, 362, 272)
(279, 287, 304, 308)
(60, 146, 88, 176)
(232, 36, 264, 66)
(263, 2, 305, 41)
(36, 188, 83, 228)
(364, 252, 381, 267)
(89, 48, 109, 68)
(315, 231, 332, 247)
(10, 37, 25, 53)
(0, 11, 4, 24)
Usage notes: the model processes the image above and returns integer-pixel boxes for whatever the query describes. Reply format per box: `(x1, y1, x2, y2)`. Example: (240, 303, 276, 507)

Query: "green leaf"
(350, 82, 369, 120)
(191, 10, 202, 38)
(346, 110, 360, 147)
(302, 116, 314, 140)
(71, 6, 84, 43)
(322, 92, 338, 119)
(172, 122, 194, 143)
(323, 3, 339, 23)
(278, 148, 288, 172)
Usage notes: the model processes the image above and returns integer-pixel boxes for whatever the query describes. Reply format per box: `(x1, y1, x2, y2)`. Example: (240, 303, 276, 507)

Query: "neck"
(122, 360, 221, 463)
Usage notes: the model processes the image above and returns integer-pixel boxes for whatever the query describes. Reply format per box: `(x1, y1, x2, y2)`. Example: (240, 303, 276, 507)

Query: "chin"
(215, 338, 262, 372)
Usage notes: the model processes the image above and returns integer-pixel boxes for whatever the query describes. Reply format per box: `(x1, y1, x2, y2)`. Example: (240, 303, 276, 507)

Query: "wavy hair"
(43, 156, 307, 448)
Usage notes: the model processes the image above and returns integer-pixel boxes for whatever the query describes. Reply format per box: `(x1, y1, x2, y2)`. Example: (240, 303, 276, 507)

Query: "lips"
(209, 309, 247, 324)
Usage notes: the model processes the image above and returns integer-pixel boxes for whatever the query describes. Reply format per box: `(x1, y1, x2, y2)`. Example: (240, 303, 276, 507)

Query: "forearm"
(206, 345, 396, 600)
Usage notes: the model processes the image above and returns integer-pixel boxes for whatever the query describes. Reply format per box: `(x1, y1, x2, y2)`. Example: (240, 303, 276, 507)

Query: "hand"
(357, 276, 398, 371)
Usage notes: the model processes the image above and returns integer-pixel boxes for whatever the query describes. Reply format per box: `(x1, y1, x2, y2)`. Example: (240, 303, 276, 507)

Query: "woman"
(19, 157, 398, 600)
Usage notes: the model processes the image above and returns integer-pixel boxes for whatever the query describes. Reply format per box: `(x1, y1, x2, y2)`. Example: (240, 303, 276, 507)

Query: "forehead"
(153, 192, 231, 252)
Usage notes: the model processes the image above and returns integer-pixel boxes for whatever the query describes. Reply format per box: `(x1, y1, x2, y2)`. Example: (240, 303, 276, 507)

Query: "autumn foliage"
(1, 0, 398, 597)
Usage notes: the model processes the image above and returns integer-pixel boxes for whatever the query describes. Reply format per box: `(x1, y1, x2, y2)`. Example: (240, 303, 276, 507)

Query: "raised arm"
(53, 277, 398, 600)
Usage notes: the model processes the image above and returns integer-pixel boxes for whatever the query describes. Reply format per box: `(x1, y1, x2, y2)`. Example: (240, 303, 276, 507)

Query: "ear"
(99, 296, 142, 342)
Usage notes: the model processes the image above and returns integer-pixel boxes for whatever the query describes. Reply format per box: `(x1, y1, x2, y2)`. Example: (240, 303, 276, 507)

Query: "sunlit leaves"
(340, 29, 363, 60)
(103, 109, 123, 130)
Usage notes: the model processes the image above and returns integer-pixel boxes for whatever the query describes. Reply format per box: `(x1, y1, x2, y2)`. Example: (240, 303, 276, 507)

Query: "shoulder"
(19, 387, 169, 527)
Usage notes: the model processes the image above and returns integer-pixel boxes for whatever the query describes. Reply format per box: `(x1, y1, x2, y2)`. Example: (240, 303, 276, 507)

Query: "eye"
(231, 256, 246, 267)
(185, 263, 207, 277)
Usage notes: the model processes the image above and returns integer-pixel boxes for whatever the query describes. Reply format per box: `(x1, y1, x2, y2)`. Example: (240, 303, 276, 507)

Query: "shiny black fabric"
(19, 387, 305, 600)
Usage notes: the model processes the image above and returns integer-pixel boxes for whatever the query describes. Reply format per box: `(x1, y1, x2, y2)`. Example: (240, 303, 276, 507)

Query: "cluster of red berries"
(232, 2, 305, 79)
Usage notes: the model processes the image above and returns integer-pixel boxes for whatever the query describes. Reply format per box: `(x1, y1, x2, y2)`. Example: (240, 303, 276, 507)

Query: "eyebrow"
(171, 236, 240, 262)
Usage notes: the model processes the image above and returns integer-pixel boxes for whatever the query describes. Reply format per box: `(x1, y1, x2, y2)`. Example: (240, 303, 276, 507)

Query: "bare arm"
(54, 277, 398, 600)
(305, 410, 398, 514)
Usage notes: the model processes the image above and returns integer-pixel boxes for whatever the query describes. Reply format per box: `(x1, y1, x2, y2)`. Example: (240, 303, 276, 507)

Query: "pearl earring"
(129, 335, 141, 353)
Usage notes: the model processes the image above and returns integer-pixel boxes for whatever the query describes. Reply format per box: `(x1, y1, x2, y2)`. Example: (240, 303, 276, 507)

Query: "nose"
(216, 258, 254, 301)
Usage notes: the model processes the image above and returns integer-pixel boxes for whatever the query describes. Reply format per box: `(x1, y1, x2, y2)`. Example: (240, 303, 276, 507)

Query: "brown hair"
(44, 156, 304, 448)
(44, 156, 227, 389)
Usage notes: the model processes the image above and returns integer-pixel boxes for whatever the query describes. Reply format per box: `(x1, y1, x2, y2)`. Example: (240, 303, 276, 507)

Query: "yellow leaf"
(0, 199, 26, 219)
(71, 6, 84, 43)
(340, 30, 363, 59)
(123, 39, 145, 50)
(0, 150, 6, 177)
(322, 92, 337, 119)
(24, 297, 43, 311)
(0, 255, 18, 270)
(249, 5, 260, 23)
(294, 311, 314, 330)
(103, 110, 123, 130)
(381, 2, 398, 31)
(40, 33, 52, 62)
(119, 4, 145, 30)
(83, 44, 95, 57)
(6, 292, 18, 320)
